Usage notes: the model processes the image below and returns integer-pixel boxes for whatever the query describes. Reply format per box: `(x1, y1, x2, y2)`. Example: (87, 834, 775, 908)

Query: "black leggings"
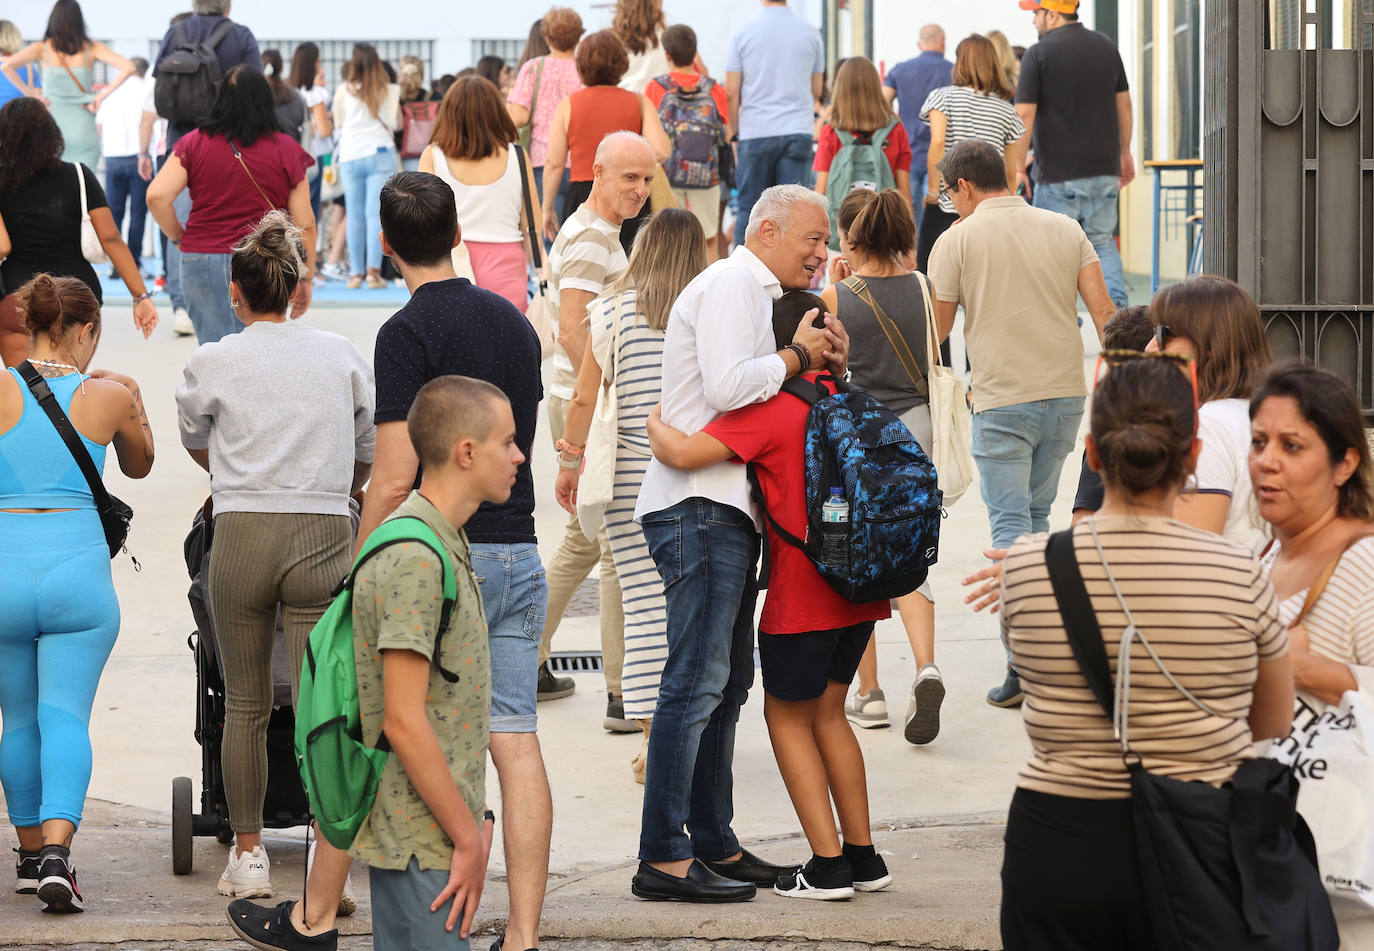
(916, 205, 963, 367)
(1000, 787, 1159, 951)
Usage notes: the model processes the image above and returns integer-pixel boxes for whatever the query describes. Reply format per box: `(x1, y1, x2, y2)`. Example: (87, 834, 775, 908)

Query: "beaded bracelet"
(555, 438, 585, 456)
(786, 343, 812, 372)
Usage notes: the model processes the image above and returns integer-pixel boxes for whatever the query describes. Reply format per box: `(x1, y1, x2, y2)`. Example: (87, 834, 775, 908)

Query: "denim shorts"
(369, 858, 471, 951)
(470, 542, 546, 733)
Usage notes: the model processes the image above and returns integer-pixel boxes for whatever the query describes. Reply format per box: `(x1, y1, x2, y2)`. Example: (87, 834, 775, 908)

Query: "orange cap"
(1018, 0, 1080, 12)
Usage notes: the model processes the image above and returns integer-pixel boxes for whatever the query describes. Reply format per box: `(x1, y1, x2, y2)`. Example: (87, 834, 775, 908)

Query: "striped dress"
(589, 289, 668, 719)
(919, 84, 1024, 214)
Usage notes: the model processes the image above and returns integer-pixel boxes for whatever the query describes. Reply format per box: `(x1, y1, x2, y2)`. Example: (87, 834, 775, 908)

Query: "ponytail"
(231, 210, 303, 315)
(846, 187, 915, 263)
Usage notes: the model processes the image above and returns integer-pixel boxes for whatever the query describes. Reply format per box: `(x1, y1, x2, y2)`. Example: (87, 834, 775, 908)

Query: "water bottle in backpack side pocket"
(820, 486, 849, 568)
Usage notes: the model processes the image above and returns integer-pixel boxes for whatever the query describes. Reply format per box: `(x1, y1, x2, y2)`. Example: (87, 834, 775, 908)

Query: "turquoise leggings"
(0, 510, 119, 829)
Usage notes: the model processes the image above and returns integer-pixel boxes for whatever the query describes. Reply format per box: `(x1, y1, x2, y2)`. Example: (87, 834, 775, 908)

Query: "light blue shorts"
(369, 858, 471, 951)
(470, 543, 546, 733)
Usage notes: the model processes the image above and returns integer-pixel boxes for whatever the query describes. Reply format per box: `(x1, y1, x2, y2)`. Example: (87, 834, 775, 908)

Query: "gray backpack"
(154, 18, 236, 125)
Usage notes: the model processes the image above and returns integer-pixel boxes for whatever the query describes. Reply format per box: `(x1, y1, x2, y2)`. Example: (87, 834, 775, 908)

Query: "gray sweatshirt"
(176, 320, 376, 516)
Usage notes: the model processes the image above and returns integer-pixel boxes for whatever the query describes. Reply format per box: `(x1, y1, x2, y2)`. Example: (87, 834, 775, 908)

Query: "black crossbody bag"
(1043, 526, 1336, 950)
(17, 361, 135, 562)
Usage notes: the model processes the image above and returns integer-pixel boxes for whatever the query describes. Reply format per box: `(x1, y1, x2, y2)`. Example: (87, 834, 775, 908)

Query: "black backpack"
(154, 18, 237, 126)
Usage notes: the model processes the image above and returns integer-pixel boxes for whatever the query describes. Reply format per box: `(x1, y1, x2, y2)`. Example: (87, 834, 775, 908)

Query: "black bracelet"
(483, 809, 496, 824)
(786, 343, 812, 372)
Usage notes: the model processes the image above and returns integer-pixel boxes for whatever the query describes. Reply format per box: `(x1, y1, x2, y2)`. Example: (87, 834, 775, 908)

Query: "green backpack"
(824, 118, 899, 250)
(294, 516, 459, 850)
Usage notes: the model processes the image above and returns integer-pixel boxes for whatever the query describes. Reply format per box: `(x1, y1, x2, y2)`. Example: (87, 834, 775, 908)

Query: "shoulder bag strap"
(1291, 531, 1374, 627)
(203, 17, 237, 52)
(1044, 529, 1117, 720)
(15, 361, 114, 511)
(514, 143, 544, 271)
(60, 58, 87, 95)
(528, 56, 545, 123)
(75, 162, 90, 219)
(914, 270, 943, 372)
(229, 141, 275, 213)
(841, 275, 927, 398)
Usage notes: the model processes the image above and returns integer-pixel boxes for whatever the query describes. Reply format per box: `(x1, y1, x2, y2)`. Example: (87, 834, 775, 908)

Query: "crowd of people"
(0, 0, 1371, 949)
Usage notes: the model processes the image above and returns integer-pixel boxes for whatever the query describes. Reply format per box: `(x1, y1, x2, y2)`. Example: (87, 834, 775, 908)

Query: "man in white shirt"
(95, 58, 151, 276)
(630, 184, 848, 903)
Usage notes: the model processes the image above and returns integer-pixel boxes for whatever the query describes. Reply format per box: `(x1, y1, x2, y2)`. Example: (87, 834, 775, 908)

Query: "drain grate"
(547, 651, 604, 672)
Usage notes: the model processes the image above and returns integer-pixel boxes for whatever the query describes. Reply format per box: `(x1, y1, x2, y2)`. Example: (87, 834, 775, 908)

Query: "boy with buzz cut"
(646, 290, 894, 902)
(228, 375, 518, 951)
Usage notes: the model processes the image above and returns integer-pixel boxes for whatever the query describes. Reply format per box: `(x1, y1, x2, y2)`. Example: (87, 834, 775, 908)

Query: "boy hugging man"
(646, 290, 894, 901)
(229, 376, 519, 951)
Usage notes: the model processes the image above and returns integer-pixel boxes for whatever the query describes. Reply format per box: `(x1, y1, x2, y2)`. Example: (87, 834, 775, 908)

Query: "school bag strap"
(841, 275, 928, 399)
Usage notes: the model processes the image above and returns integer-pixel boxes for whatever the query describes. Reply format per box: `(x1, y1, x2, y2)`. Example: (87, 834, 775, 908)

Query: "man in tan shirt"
(927, 139, 1114, 708)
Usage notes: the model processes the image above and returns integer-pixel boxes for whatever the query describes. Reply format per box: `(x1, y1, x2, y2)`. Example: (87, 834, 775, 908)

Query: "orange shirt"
(566, 86, 642, 181)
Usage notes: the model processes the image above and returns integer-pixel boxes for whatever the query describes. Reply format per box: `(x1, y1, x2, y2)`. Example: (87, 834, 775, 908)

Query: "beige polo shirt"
(927, 195, 1099, 412)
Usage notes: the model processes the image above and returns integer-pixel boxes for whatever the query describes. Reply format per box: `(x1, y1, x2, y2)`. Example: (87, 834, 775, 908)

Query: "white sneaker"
(904, 664, 946, 746)
(217, 845, 272, 898)
(172, 308, 194, 337)
(306, 836, 356, 916)
(844, 687, 890, 729)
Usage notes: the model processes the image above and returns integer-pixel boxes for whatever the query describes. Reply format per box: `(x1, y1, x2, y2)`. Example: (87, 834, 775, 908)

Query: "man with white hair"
(882, 24, 953, 229)
(541, 132, 658, 725)
(630, 184, 849, 903)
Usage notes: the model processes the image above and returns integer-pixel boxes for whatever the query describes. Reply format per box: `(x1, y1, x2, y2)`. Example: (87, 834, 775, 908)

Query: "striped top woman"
(553, 207, 707, 779)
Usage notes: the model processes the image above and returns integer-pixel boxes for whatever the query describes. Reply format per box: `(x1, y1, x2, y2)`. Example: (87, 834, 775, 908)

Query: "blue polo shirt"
(883, 50, 953, 168)
(373, 278, 543, 545)
(726, 4, 824, 140)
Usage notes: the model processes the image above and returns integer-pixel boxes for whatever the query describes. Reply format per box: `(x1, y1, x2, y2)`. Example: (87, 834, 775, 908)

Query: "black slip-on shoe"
(630, 859, 756, 903)
(226, 899, 338, 951)
(14, 848, 40, 894)
(36, 845, 82, 913)
(773, 858, 854, 901)
(701, 848, 798, 886)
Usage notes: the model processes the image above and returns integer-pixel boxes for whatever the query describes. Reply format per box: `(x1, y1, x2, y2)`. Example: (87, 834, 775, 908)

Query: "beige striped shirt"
(1002, 515, 1289, 799)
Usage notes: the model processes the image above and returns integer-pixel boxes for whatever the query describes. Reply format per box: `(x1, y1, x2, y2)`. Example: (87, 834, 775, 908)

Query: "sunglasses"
(1092, 348, 1200, 434)
(1153, 323, 1174, 350)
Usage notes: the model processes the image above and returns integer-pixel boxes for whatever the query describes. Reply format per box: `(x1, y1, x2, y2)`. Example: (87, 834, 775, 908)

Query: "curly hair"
(612, 0, 664, 56)
(576, 30, 629, 87)
(0, 98, 65, 194)
(542, 7, 584, 53)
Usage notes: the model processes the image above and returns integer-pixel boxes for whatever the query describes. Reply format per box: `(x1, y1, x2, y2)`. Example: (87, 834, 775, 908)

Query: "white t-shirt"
(1193, 397, 1268, 553)
(332, 83, 401, 163)
(95, 75, 150, 158)
(620, 39, 671, 95)
(302, 85, 330, 157)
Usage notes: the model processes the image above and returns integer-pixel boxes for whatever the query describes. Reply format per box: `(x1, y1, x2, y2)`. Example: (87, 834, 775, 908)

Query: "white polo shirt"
(635, 245, 787, 524)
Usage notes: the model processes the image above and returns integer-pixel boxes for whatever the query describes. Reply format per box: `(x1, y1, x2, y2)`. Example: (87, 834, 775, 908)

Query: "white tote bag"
(76, 163, 108, 265)
(916, 271, 974, 505)
(1270, 689, 1374, 914)
(575, 294, 635, 541)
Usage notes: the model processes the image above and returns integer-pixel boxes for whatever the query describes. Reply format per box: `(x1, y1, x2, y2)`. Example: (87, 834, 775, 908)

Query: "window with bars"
(472, 38, 523, 68)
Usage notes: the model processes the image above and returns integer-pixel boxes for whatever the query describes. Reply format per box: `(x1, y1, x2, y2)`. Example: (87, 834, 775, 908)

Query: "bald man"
(540, 131, 657, 733)
(882, 24, 953, 229)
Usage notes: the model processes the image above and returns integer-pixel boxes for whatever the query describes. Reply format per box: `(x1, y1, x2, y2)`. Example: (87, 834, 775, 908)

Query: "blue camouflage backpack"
(823, 118, 899, 250)
(751, 375, 942, 603)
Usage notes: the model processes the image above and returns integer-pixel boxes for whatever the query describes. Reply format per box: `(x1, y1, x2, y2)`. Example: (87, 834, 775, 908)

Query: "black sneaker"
(986, 666, 1024, 708)
(14, 848, 40, 894)
(848, 850, 893, 892)
(36, 844, 82, 913)
(604, 694, 637, 733)
(537, 661, 575, 701)
(773, 856, 854, 901)
(227, 899, 338, 951)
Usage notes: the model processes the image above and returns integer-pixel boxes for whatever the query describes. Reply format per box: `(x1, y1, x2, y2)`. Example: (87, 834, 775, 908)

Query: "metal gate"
(1205, 0, 1373, 418)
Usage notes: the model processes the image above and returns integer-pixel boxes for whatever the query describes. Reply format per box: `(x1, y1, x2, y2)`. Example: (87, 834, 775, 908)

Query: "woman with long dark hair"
(147, 65, 316, 343)
(0, 274, 154, 913)
(332, 44, 400, 289)
(419, 75, 538, 312)
(288, 42, 333, 229)
(0, 99, 157, 366)
(261, 49, 306, 141)
(0, 0, 136, 169)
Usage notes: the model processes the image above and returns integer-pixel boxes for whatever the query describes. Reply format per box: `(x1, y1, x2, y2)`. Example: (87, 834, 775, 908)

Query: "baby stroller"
(170, 501, 311, 874)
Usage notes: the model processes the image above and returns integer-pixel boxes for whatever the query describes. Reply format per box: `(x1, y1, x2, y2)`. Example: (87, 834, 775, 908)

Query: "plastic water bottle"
(820, 487, 849, 567)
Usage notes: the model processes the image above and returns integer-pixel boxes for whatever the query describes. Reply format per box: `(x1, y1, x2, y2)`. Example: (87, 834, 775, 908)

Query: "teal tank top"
(0, 368, 108, 509)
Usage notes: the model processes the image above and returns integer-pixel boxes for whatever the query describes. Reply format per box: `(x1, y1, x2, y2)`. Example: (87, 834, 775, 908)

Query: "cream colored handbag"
(76, 164, 108, 265)
(916, 271, 974, 504)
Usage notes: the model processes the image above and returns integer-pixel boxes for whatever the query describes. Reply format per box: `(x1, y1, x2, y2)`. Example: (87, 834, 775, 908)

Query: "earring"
(230, 299, 239, 309)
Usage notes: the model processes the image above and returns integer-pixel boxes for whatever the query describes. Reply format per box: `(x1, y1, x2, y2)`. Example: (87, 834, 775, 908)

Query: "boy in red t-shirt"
(646, 290, 893, 901)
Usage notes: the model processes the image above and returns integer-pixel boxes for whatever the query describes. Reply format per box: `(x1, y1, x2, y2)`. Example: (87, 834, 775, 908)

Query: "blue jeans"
(308, 158, 323, 231)
(909, 166, 928, 233)
(1033, 175, 1128, 308)
(339, 148, 396, 275)
(179, 251, 242, 344)
(734, 134, 814, 246)
(971, 397, 1085, 549)
(161, 164, 191, 310)
(638, 498, 759, 863)
(369, 858, 471, 951)
(470, 543, 546, 734)
(104, 155, 148, 266)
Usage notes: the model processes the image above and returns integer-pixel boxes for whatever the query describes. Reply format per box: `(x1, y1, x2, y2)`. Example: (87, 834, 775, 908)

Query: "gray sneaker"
(537, 661, 575, 701)
(604, 694, 637, 733)
(904, 664, 945, 745)
(844, 688, 890, 729)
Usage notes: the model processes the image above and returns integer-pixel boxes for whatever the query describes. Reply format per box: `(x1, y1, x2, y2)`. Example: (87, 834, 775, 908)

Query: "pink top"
(508, 55, 583, 168)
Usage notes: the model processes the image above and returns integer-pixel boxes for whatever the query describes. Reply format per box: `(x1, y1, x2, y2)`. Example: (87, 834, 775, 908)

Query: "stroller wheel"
(172, 777, 193, 874)
(217, 822, 235, 845)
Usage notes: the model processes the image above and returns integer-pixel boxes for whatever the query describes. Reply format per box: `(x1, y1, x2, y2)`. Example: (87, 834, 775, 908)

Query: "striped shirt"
(589, 289, 664, 454)
(1002, 515, 1289, 800)
(919, 85, 1025, 214)
(1268, 536, 1374, 707)
(547, 203, 627, 401)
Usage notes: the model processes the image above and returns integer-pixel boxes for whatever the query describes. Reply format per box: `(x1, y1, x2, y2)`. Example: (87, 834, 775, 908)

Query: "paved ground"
(0, 280, 1136, 948)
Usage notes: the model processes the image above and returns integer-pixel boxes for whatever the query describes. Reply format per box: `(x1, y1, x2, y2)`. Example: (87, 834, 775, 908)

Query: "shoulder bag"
(17, 361, 135, 563)
(1044, 525, 1338, 951)
(75, 163, 108, 264)
(915, 270, 973, 505)
(515, 143, 555, 359)
(576, 292, 649, 541)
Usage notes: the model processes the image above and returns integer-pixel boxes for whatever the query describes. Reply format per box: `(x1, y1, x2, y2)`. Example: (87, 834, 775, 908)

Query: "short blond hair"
(0, 20, 23, 56)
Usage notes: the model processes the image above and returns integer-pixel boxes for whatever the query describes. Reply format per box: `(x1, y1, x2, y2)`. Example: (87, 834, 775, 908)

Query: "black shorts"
(757, 622, 875, 702)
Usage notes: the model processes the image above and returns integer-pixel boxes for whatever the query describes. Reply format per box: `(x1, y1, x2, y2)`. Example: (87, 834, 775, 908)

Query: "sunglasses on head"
(1153, 323, 1174, 350)
(1092, 348, 1200, 434)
